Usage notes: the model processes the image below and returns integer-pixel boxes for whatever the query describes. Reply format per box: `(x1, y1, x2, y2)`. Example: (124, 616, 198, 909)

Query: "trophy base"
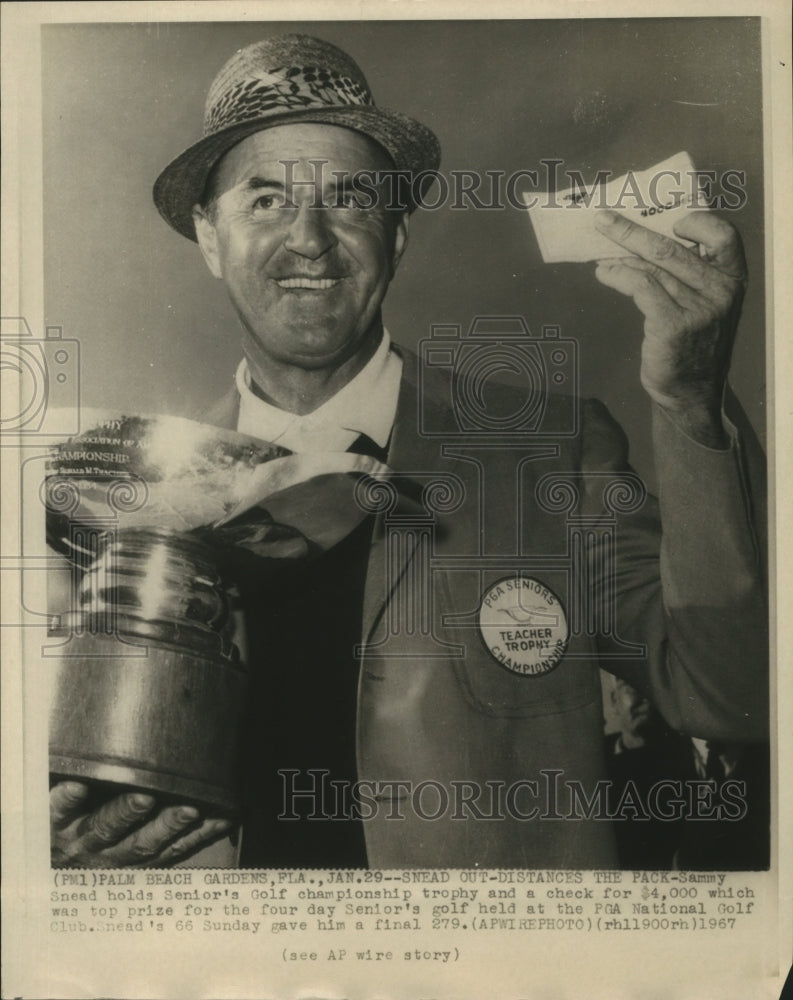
(49, 755, 239, 814)
(48, 629, 246, 816)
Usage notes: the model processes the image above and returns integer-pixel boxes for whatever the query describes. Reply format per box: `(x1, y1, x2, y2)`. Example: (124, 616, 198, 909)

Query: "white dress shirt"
(235, 331, 402, 454)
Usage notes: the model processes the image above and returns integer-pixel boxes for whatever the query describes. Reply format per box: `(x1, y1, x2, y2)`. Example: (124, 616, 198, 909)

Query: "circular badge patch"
(478, 577, 568, 677)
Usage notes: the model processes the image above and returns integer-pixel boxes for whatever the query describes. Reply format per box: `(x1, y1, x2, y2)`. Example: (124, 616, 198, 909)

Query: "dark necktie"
(347, 432, 389, 464)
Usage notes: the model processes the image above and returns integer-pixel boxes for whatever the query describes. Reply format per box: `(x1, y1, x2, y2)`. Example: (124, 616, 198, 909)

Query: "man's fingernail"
(595, 209, 619, 226)
(129, 793, 155, 811)
(177, 805, 200, 822)
(63, 781, 89, 799)
(211, 818, 232, 834)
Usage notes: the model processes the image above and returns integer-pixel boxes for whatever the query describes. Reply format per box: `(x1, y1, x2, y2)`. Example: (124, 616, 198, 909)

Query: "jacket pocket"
(452, 639, 602, 718)
(439, 570, 602, 718)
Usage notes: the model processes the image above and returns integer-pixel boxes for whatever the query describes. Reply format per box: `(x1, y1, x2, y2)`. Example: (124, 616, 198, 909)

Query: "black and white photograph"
(1, 3, 790, 998)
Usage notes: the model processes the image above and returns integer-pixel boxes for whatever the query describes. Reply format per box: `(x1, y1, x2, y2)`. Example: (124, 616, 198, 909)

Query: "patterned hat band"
(205, 66, 374, 134)
(153, 35, 441, 241)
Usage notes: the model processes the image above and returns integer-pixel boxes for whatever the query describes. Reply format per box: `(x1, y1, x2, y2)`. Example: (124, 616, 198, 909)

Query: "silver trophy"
(45, 410, 388, 815)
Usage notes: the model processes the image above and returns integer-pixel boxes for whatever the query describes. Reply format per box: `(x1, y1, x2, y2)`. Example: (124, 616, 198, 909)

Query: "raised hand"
(593, 209, 747, 448)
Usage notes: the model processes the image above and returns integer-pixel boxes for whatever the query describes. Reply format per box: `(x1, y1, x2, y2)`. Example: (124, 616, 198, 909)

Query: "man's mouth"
(274, 277, 342, 290)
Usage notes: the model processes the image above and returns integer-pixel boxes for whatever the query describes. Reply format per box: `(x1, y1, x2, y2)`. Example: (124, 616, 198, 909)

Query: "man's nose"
(283, 201, 336, 259)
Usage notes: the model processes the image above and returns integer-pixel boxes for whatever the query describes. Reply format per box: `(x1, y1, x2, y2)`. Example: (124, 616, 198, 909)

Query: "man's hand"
(593, 210, 747, 448)
(50, 781, 233, 868)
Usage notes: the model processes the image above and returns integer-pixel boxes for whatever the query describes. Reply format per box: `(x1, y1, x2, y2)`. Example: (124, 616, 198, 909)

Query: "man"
(671, 736, 770, 871)
(603, 678, 686, 869)
(606, 678, 665, 756)
(603, 678, 769, 870)
(50, 34, 767, 869)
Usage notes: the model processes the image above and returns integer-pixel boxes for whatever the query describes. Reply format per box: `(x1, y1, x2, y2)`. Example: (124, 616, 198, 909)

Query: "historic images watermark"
(0, 317, 81, 439)
(0, 316, 92, 653)
(223, 157, 748, 213)
(277, 769, 749, 824)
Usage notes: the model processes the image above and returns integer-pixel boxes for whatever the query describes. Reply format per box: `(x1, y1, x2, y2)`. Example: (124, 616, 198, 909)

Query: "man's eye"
(252, 194, 283, 211)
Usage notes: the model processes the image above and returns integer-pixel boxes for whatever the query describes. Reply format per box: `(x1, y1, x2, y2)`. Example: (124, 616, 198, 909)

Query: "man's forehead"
(213, 122, 395, 187)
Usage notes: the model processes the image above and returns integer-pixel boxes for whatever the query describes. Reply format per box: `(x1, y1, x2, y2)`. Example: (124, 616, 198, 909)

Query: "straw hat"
(153, 34, 441, 240)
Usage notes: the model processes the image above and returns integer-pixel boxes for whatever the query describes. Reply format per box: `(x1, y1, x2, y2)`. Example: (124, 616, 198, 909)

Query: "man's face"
(193, 123, 407, 376)
(612, 679, 654, 741)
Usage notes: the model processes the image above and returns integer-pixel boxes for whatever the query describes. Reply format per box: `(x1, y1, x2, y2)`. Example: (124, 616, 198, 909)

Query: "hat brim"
(153, 105, 441, 241)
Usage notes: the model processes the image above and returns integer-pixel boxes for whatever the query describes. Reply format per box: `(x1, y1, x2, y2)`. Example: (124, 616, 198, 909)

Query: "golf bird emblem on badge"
(478, 577, 568, 677)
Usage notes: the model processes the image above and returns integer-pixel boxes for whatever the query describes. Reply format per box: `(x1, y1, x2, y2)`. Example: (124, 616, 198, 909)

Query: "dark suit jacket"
(201, 342, 768, 868)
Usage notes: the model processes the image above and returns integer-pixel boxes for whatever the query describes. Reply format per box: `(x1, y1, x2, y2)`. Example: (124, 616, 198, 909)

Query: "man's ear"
(192, 205, 222, 279)
(390, 211, 409, 275)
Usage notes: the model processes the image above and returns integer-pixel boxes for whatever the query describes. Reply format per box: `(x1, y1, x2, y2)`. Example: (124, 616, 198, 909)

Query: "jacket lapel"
(359, 348, 453, 645)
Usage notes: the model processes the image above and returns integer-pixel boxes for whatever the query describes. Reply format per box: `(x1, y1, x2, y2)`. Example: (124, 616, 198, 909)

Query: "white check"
(524, 151, 710, 263)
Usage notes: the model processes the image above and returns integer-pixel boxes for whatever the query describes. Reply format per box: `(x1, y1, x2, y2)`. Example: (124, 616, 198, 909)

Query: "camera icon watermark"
(418, 316, 579, 438)
(0, 317, 80, 442)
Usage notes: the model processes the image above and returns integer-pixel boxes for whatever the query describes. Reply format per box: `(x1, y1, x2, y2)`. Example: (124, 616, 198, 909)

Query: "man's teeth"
(276, 277, 339, 289)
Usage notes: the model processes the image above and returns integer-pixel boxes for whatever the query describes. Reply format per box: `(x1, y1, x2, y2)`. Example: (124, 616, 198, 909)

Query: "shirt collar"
(235, 331, 402, 454)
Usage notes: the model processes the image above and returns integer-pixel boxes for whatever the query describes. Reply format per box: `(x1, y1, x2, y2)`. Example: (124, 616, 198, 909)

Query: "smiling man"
(193, 124, 408, 415)
(50, 34, 768, 870)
